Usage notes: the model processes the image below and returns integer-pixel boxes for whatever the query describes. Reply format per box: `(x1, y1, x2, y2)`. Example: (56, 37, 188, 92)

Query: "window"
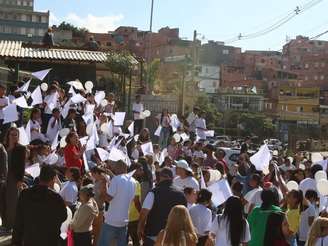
(315, 62, 319, 68)
(304, 76, 308, 81)
(297, 106, 304, 112)
(17, 0, 21, 5)
(314, 75, 318, 80)
(222, 49, 229, 55)
(23, 1, 27, 6)
(305, 63, 309, 69)
(321, 75, 325, 80)
(261, 59, 265, 63)
(205, 68, 209, 73)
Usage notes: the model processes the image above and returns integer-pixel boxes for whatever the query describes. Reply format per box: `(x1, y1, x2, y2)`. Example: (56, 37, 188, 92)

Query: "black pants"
(74, 231, 92, 246)
(128, 221, 140, 246)
(134, 119, 144, 134)
(197, 236, 208, 246)
(143, 237, 155, 246)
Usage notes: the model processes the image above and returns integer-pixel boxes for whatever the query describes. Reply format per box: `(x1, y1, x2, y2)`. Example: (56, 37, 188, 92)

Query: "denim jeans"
(97, 223, 128, 246)
(159, 127, 170, 149)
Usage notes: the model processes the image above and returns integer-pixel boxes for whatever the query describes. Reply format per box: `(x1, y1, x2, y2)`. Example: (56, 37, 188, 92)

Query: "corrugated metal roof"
(0, 40, 137, 64)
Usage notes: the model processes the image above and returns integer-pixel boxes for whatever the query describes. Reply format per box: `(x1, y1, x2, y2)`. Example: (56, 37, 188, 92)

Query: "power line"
(224, 0, 324, 44)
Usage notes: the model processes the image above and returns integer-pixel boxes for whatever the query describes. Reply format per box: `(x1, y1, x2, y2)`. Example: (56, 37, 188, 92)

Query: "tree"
(57, 22, 89, 38)
(194, 94, 223, 133)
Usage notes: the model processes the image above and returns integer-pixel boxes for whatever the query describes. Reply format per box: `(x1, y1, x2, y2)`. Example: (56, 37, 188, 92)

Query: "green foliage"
(57, 22, 88, 38)
(105, 53, 134, 75)
(195, 94, 223, 132)
(146, 59, 161, 87)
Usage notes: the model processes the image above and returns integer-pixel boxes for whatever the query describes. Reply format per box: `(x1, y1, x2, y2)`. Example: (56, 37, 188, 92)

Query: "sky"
(35, 0, 328, 51)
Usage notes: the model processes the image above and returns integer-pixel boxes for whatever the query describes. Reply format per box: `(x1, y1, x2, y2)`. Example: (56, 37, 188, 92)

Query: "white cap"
(175, 160, 192, 173)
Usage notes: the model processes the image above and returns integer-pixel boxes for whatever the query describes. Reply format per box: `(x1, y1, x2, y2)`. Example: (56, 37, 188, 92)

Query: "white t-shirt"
(211, 215, 251, 246)
(104, 174, 136, 227)
(173, 176, 200, 191)
(244, 187, 262, 213)
(44, 93, 59, 114)
(30, 120, 48, 142)
(0, 96, 9, 120)
(299, 204, 316, 242)
(46, 116, 61, 143)
(132, 102, 144, 120)
(195, 118, 206, 140)
(299, 178, 317, 194)
(189, 204, 212, 236)
(59, 181, 78, 205)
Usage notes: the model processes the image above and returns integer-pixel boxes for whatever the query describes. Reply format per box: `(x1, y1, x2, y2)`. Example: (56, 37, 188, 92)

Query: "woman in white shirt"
(189, 189, 212, 246)
(173, 160, 199, 192)
(209, 196, 251, 246)
(29, 108, 48, 143)
(60, 167, 81, 213)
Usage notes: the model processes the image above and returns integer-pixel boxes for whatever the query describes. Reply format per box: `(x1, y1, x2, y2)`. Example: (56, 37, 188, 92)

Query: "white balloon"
(286, 181, 299, 191)
(59, 128, 70, 138)
(60, 136, 67, 148)
(317, 179, 328, 196)
(143, 110, 151, 117)
(101, 99, 108, 107)
(85, 81, 94, 91)
(40, 83, 48, 92)
(140, 110, 151, 119)
(173, 133, 181, 143)
(315, 170, 327, 182)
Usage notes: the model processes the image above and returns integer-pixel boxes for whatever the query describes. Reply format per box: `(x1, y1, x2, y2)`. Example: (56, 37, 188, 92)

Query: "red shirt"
(64, 144, 83, 170)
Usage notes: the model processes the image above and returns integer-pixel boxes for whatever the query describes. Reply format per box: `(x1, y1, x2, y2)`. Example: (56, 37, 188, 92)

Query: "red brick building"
(282, 36, 328, 89)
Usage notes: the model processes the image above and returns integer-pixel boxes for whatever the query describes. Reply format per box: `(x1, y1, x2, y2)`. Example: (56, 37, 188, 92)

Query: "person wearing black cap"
(12, 165, 67, 246)
(137, 168, 187, 246)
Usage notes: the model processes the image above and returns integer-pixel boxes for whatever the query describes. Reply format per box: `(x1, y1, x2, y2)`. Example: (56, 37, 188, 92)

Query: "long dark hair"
(222, 196, 246, 246)
(263, 212, 286, 246)
(261, 188, 279, 210)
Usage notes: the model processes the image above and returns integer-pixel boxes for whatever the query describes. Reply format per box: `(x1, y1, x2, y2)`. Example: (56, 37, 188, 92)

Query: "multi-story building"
(197, 65, 220, 93)
(199, 41, 242, 66)
(266, 80, 320, 124)
(0, 0, 49, 43)
(216, 87, 265, 112)
(282, 35, 328, 88)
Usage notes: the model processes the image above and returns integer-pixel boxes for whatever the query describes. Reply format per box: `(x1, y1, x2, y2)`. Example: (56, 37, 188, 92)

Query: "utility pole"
(146, 0, 154, 90)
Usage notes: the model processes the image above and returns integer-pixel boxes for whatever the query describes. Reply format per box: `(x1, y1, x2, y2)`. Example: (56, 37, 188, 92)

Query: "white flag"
(128, 121, 134, 136)
(31, 86, 43, 106)
(16, 79, 31, 92)
(3, 104, 18, 124)
(207, 179, 233, 206)
(13, 96, 31, 108)
(250, 144, 272, 173)
(32, 68, 52, 81)
(18, 126, 30, 145)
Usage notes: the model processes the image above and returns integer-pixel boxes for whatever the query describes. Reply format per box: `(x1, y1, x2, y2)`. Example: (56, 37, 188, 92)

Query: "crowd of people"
(0, 79, 328, 246)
